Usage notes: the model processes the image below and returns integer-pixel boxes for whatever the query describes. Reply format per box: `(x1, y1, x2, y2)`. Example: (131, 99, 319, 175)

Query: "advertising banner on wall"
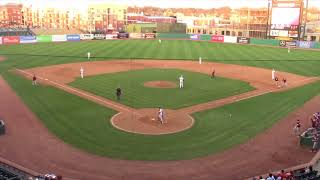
(129, 33, 143, 39)
(118, 33, 129, 39)
(67, 34, 80, 41)
(0, 37, 2, 45)
(3, 36, 20, 44)
(105, 34, 118, 39)
(36, 35, 52, 42)
(52, 35, 67, 42)
(224, 36, 237, 43)
(297, 41, 315, 49)
(190, 34, 200, 40)
(20, 36, 36, 44)
(80, 34, 94, 40)
(93, 34, 106, 40)
(211, 35, 224, 42)
(144, 33, 156, 39)
(237, 37, 250, 44)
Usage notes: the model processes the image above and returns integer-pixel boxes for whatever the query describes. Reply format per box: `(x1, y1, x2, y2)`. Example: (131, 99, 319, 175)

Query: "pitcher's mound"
(111, 109, 194, 135)
(144, 81, 177, 88)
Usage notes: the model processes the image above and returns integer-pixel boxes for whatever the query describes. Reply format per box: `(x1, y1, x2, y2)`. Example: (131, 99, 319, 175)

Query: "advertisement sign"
(237, 37, 250, 44)
(105, 34, 118, 39)
(0, 37, 3, 45)
(80, 34, 94, 40)
(289, 31, 298, 38)
(278, 30, 289, 37)
(3, 36, 20, 44)
(67, 34, 80, 41)
(190, 34, 200, 40)
(93, 34, 106, 40)
(52, 35, 67, 42)
(144, 33, 156, 39)
(279, 40, 287, 47)
(36, 35, 52, 42)
(129, 33, 143, 39)
(297, 41, 315, 49)
(224, 36, 237, 43)
(19, 36, 36, 44)
(118, 33, 129, 39)
(271, 8, 300, 30)
(287, 41, 297, 47)
(270, 30, 280, 36)
(211, 35, 224, 42)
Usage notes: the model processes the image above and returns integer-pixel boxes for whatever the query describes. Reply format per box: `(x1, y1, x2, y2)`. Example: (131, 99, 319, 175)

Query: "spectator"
(312, 132, 319, 152)
(266, 173, 275, 180)
(293, 119, 301, 137)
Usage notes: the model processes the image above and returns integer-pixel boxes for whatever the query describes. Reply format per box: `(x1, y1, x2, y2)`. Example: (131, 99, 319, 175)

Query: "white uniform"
(80, 67, 84, 79)
(158, 108, 164, 124)
(199, 57, 202, 64)
(159, 39, 161, 44)
(288, 45, 291, 53)
(179, 75, 184, 88)
(272, 69, 275, 80)
(87, 52, 91, 60)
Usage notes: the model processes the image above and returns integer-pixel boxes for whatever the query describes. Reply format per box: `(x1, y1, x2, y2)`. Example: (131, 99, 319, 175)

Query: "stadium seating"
(0, 27, 35, 36)
(31, 28, 84, 35)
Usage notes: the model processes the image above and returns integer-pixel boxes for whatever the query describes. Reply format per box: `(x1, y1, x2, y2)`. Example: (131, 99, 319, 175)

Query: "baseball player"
(87, 52, 91, 60)
(32, 74, 37, 85)
(211, 69, 215, 78)
(158, 107, 164, 124)
(158, 39, 162, 44)
(272, 69, 276, 80)
(116, 87, 122, 100)
(199, 56, 202, 64)
(179, 75, 184, 88)
(288, 45, 291, 53)
(80, 66, 84, 79)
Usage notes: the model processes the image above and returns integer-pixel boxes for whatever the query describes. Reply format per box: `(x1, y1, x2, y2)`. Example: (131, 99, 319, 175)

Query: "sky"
(0, 0, 319, 10)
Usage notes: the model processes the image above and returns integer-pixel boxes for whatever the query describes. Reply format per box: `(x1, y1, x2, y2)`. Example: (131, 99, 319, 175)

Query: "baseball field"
(0, 39, 319, 179)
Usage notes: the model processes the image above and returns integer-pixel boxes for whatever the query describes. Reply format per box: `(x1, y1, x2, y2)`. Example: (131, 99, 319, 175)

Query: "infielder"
(87, 52, 91, 60)
(179, 75, 184, 88)
(272, 69, 276, 80)
(158, 107, 164, 124)
(80, 66, 84, 79)
(199, 56, 202, 64)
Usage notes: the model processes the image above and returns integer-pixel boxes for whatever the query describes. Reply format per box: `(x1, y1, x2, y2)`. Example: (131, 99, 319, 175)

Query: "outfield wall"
(0, 33, 319, 49)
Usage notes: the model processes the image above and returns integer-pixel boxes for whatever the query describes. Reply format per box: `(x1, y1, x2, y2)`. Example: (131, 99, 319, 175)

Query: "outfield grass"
(4, 71, 320, 160)
(69, 69, 254, 109)
(0, 40, 319, 76)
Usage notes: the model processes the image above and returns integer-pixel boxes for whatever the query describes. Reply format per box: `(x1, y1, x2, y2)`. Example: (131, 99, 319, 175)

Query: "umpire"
(116, 87, 122, 100)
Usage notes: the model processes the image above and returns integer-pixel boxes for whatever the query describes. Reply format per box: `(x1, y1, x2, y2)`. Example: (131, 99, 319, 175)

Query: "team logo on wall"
(279, 40, 286, 47)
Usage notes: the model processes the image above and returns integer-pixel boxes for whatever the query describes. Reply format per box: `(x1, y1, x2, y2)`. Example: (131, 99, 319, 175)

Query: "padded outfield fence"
(0, 32, 319, 50)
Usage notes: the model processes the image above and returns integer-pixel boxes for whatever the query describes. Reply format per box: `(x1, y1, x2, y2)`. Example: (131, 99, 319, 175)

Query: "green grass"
(0, 40, 319, 161)
(0, 40, 319, 76)
(3, 71, 320, 160)
(69, 69, 254, 109)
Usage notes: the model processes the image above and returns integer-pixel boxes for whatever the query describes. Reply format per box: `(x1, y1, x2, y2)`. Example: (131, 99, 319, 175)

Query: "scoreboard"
(270, 0, 303, 39)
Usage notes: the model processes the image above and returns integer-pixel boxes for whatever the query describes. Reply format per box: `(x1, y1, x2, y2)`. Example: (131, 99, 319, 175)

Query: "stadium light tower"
(266, 0, 272, 39)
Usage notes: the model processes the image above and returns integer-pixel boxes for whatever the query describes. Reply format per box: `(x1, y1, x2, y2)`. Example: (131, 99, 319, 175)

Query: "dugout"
(0, 120, 5, 135)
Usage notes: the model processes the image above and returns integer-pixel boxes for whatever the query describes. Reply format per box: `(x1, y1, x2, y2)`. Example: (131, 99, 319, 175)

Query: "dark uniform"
(116, 88, 122, 100)
(211, 69, 215, 78)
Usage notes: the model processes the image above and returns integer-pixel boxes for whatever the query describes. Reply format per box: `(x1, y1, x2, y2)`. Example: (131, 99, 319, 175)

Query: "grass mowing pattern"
(4, 71, 320, 160)
(0, 40, 319, 76)
(69, 69, 254, 109)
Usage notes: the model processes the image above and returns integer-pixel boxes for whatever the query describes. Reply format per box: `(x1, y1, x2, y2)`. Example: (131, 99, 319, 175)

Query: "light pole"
(265, 0, 271, 39)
